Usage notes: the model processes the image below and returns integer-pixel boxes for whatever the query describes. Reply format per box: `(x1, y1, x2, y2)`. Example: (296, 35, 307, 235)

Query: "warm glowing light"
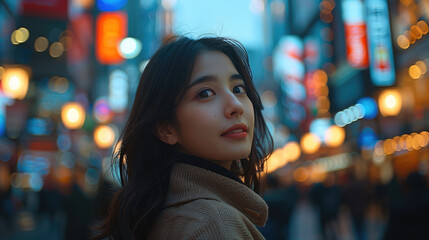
(397, 35, 410, 49)
(266, 148, 288, 173)
(400, 0, 413, 6)
(316, 96, 330, 110)
(49, 42, 64, 58)
(393, 136, 402, 151)
(410, 25, 423, 39)
(0, 66, 4, 79)
(415, 61, 427, 75)
(383, 139, 396, 155)
(420, 131, 429, 147)
(374, 141, 385, 156)
(61, 102, 85, 129)
(293, 167, 309, 182)
(10, 31, 19, 45)
(11, 28, 29, 45)
(283, 141, 301, 162)
(314, 70, 328, 85)
(378, 89, 402, 117)
(324, 125, 345, 147)
(405, 135, 413, 151)
(96, 12, 127, 64)
(409, 64, 421, 79)
(301, 133, 321, 154)
(417, 21, 429, 34)
(94, 125, 116, 149)
(34, 37, 49, 52)
(60, 36, 72, 51)
(1, 67, 30, 100)
(412, 133, 424, 150)
(16, 28, 29, 43)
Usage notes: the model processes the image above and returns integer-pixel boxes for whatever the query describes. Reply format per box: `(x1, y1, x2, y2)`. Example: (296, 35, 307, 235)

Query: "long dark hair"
(93, 36, 273, 239)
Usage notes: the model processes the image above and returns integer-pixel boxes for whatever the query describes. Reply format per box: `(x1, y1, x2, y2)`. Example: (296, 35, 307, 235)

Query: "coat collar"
(164, 162, 268, 226)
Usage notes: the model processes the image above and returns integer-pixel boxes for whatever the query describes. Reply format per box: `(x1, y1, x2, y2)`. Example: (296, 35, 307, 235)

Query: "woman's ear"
(155, 122, 179, 145)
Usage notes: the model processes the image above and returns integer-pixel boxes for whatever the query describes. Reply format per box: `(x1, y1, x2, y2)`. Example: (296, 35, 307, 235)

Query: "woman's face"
(171, 50, 254, 169)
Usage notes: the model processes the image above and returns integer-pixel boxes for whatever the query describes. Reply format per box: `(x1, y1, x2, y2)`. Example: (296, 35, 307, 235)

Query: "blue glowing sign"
(359, 127, 378, 149)
(366, 0, 396, 86)
(97, 0, 127, 11)
(357, 97, 378, 119)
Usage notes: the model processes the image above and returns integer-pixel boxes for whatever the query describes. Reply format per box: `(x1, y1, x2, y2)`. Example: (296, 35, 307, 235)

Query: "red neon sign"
(95, 12, 127, 65)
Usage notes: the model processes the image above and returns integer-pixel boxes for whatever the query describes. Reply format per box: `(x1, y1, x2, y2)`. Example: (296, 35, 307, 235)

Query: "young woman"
(94, 36, 273, 239)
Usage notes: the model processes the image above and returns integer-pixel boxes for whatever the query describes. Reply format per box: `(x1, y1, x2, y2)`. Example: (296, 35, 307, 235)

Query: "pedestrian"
(93, 36, 273, 239)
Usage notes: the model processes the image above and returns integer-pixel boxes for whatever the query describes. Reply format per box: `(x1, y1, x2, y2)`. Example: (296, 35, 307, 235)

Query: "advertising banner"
(95, 12, 127, 65)
(341, 0, 369, 68)
(365, 0, 396, 86)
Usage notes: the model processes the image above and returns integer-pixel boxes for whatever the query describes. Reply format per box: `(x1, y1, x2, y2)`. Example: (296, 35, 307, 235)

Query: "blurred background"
(1, 0, 429, 239)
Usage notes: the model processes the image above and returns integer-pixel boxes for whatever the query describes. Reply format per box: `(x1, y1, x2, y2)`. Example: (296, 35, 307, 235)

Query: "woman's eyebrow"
(188, 73, 244, 88)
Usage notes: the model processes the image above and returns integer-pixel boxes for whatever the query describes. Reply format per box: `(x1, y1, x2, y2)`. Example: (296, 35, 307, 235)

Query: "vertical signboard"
(95, 12, 127, 65)
(273, 36, 307, 127)
(341, 0, 369, 68)
(365, 0, 396, 86)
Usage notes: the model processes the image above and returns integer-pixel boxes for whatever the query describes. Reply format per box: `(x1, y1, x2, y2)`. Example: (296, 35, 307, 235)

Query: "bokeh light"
(301, 133, 321, 154)
(61, 102, 86, 129)
(283, 141, 301, 162)
(1, 66, 30, 100)
(49, 42, 65, 58)
(324, 125, 345, 147)
(34, 37, 49, 52)
(397, 34, 410, 49)
(409, 64, 421, 79)
(94, 125, 116, 149)
(118, 37, 142, 59)
(378, 89, 402, 117)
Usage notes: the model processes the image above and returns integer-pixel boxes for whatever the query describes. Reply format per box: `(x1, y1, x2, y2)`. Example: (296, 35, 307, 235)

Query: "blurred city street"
(2, 0, 429, 239)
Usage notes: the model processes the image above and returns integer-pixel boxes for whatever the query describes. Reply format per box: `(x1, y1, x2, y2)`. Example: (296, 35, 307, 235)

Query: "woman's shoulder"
(147, 199, 260, 239)
(164, 198, 241, 222)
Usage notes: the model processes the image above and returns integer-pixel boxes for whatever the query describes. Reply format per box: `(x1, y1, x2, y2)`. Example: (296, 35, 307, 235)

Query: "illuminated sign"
(273, 36, 307, 126)
(365, 0, 396, 86)
(341, 0, 369, 68)
(95, 12, 127, 64)
(97, 0, 127, 11)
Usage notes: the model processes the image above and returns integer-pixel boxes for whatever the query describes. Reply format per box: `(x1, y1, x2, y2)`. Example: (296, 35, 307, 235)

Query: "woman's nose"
(224, 93, 244, 118)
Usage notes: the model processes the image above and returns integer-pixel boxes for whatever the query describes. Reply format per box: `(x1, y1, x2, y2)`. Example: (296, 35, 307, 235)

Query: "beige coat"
(147, 163, 268, 239)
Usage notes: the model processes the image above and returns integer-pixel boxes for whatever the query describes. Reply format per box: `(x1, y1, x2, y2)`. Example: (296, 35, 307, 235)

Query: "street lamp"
(61, 102, 86, 129)
(300, 132, 321, 154)
(94, 125, 116, 149)
(378, 89, 402, 117)
(1, 66, 30, 100)
(324, 125, 345, 147)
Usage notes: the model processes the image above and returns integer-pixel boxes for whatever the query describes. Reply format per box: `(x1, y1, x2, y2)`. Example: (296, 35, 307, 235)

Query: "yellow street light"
(1, 66, 30, 100)
(301, 132, 321, 154)
(283, 141, 301, 162)
(61, 102, 86, 129)
(324, 125, 345, 147)
(378, 89, 402, 117)
(94, 125, 116, 149)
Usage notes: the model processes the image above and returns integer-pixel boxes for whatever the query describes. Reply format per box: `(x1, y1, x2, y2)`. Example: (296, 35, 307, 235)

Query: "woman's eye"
(233, 85, 246, 94)
(197, 88, 215, 99)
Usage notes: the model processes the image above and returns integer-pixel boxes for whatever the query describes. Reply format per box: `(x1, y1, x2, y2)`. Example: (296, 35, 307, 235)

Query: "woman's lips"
(222, 131, 248, 139)
(221, 124, 248, 139)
